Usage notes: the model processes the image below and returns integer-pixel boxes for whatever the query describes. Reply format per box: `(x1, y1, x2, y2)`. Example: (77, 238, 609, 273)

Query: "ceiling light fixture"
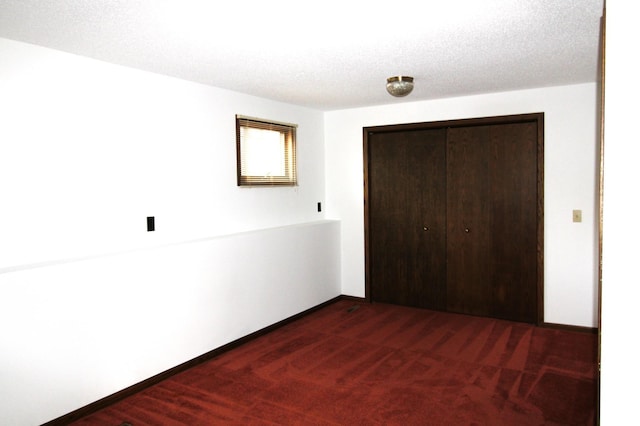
(386, 76, 414, 97)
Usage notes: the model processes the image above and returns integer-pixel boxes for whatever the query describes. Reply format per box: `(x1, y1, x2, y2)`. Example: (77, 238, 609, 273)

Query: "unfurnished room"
(1, 1, 638, 425)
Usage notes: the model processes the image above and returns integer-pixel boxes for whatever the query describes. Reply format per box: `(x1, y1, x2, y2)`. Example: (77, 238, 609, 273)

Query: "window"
(236, 115, 297, 186)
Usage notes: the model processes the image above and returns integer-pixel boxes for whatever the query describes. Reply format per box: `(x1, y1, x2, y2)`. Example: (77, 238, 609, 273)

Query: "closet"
(364, 113, 543, 324)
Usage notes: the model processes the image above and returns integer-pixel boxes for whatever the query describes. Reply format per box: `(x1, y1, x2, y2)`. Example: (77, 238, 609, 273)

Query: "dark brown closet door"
(368, 128, 447, 309)
(446, 122, 538, 323)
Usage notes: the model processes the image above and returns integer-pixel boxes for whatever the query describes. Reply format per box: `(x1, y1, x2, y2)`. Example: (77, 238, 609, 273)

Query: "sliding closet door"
(367, 128, 447, 309)
(446, 122, 538, 323)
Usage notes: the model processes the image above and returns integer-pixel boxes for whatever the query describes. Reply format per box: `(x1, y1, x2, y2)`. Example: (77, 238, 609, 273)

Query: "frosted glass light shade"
(386, 76, 414, 97)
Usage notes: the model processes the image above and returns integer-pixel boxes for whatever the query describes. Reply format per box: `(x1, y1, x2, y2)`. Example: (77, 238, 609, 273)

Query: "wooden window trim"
(236, 115, 297, 186)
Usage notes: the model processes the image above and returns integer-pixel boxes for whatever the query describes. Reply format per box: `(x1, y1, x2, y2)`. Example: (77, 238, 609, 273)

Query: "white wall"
(600, 1, 640, 423)
(0, 222, 340, 425)
(0, 38, 341, 425)
(325, 83, 599, 327)
(0, 37, 326, 269)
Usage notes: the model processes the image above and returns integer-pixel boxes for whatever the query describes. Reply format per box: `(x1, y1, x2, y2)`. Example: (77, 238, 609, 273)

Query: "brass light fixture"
(386, 76, 414, 97)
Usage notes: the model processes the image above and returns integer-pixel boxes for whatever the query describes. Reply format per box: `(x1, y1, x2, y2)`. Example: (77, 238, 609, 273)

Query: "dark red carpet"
(72, 300, 598, 425)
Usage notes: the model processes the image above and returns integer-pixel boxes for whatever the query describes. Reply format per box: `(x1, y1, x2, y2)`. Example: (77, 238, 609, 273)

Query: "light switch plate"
(572, 209, 582, 223)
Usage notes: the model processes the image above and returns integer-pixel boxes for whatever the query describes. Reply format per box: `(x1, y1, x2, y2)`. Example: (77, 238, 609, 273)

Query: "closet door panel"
(446, 122, 538, 322)
(365, 113, 542, 324)
(446, 126, 492, 317)
(368, 129, 447, 309)
(488, 122, 538, 322)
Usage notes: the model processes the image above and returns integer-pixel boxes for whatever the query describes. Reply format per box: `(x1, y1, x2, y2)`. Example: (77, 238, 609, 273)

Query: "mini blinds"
(236, 115, 297, 186)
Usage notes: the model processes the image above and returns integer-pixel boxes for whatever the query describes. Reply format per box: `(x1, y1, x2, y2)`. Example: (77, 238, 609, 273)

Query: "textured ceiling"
(0, 0, 604, 110)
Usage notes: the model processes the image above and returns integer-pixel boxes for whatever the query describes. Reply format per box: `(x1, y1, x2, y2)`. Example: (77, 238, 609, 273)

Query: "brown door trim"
(363, 112, 545, 324)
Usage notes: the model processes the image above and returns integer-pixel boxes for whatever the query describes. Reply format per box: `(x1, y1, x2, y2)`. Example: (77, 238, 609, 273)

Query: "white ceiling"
(0, 0, 604, 111)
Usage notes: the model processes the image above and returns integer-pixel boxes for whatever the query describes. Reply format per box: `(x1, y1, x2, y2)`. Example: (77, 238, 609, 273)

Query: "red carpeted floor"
(72, 300, 598, 425)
